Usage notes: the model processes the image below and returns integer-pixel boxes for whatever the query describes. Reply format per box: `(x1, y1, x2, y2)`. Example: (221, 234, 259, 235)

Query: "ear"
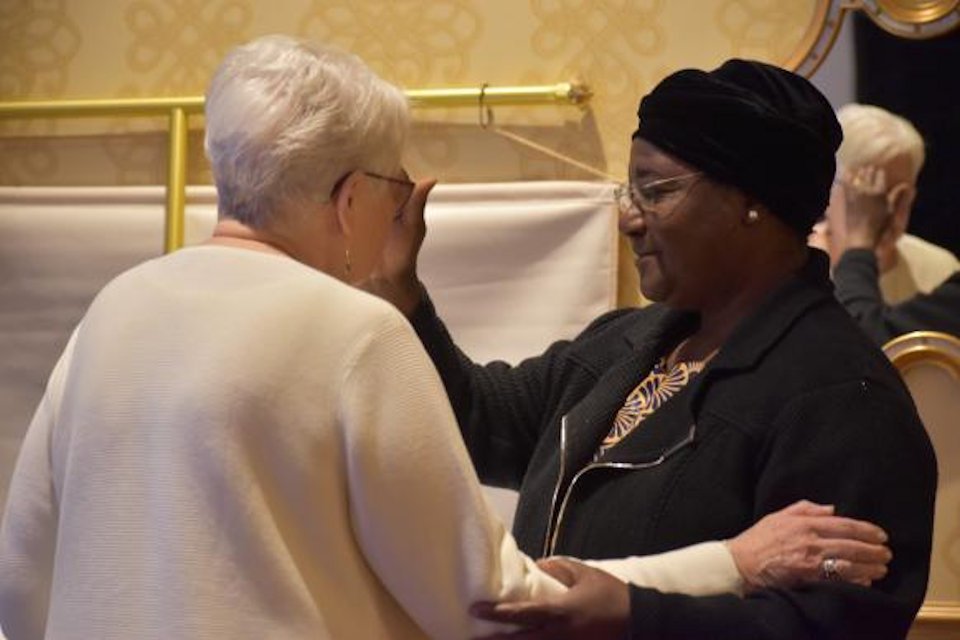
(887, 183, 915, 237)
(742, 201, 768, 225)
(331, 171, 362, 237)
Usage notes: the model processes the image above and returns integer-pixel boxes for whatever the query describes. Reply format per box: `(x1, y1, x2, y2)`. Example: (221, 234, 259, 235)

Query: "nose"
(618, 207, 647, 237)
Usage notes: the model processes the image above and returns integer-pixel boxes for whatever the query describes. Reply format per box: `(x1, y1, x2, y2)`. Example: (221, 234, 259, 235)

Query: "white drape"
(0, 182, 618, 525)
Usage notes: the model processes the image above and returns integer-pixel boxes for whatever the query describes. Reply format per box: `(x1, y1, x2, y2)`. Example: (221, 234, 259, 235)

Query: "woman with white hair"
(811, 103, 959, 305)
(0, 37, 890, 640)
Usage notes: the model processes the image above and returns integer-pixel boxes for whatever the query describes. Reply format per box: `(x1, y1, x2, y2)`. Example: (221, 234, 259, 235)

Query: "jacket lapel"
(561, 309, 696, 475)
(556, 252, 834, 472)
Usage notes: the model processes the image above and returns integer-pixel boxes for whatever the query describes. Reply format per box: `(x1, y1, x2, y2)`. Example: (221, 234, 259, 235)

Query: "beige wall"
(1, 0, 820, 187)
(1, 0, 822, 306)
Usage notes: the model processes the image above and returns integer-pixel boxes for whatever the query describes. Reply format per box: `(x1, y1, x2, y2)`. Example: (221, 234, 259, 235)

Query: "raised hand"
(363, 178, 436, 316)
(839, 165, 898, 250)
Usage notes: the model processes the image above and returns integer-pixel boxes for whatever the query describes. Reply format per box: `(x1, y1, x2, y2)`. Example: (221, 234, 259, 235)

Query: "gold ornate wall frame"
(860, 0, 960, 38)
(787, 0, 960, 77)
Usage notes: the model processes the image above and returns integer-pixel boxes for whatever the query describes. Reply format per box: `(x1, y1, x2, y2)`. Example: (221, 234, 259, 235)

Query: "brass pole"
(0, 83, 592, 254)
(0, 96, 205, 119)
(405, 83, 591, 108)
(0, 84, 588, 120)
(164, 108, 188, 253)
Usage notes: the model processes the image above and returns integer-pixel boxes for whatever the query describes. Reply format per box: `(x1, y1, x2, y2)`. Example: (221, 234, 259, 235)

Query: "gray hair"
(204, 35, 409, 227)
(836, 103, 925, 182)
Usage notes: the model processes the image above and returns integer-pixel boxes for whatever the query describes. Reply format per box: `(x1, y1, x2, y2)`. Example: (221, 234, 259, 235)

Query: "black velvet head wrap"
(634, 58, 842, 236)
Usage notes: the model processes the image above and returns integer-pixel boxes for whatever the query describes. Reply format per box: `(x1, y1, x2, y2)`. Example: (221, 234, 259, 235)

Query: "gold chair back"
(884, 331, 960, 638)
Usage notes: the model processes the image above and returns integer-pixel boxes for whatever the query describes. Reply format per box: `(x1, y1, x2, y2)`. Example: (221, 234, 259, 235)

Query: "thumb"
(535, 556, 583, 587)
(401, 178, 437, 225)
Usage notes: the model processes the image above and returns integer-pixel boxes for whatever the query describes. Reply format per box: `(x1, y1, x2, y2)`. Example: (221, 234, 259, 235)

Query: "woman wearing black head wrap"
(375, 59, 936, 639)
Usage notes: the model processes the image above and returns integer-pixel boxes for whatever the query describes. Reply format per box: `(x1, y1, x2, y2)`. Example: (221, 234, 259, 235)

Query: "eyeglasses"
(365, 170, 415, 212)
(329, 169, 416, 213)
(615, 172, 703, 221)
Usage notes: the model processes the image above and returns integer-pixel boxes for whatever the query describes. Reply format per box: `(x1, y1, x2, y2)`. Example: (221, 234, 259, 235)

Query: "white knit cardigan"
(0, 246, 737, 639)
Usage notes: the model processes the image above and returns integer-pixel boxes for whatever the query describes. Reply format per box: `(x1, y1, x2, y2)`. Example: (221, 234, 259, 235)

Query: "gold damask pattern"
(299, 1, 481, 85)
(0, 0, 80, 184)
(125, 0, 251, 94)
(0, 0, 828, 186)
(0, 0, 81, 98)
(527, 0, 667, 181)
(298, 1, 482, 174)
(531, 0, 665, 86)
(716, 0, 811, 63)
(0, 137, 58, 185)
(103, 0, 250, 183)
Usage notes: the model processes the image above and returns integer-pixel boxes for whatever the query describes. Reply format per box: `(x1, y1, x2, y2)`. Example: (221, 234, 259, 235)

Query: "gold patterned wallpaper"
(0, 0, 821, 187)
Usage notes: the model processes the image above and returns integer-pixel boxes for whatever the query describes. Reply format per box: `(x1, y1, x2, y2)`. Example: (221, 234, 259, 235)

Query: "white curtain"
(0, 182, 618, 525)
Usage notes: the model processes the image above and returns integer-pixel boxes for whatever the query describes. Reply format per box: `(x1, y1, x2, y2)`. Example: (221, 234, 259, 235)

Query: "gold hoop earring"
(344, 247, 352, 276)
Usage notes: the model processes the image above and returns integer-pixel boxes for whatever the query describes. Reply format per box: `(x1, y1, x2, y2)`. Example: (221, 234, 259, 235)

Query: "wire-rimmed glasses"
(615, 172, 703, 221)
(364, 170, 416, 212)
(329, 168, 416, 212)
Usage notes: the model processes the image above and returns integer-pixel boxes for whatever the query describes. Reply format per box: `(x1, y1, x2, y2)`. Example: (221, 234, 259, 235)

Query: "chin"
(638, 281, 667, 304)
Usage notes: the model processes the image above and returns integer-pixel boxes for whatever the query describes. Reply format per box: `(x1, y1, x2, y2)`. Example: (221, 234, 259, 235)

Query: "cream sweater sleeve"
(338, 312, 564, 640)
(582, 542, 744, 596)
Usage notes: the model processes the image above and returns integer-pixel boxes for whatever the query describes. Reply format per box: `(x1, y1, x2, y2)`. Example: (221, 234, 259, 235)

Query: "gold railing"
(0, 83, 591, 252)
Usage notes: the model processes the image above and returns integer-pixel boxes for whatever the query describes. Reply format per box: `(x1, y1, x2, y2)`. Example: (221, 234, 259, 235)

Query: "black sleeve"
(627, 378, 937, 640)
(833, 248, 960, 344)
(407, 290, 577, 489)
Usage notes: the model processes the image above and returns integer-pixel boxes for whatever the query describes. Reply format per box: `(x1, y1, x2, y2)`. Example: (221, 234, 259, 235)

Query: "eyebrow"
(630, 168, 662, 183)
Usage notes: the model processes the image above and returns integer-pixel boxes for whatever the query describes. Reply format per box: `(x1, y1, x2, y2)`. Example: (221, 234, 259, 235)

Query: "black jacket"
(834, 248, 960, 345)
(411, 252, 936, 639)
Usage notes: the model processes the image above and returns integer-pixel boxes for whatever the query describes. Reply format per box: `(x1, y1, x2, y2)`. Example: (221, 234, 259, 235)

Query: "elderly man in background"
(829, 163, 960, 345)
(811, 103, 958, 305)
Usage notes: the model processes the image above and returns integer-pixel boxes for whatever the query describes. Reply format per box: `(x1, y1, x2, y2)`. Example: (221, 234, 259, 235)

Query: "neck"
(207, 213, 346, 279)
(875, 241, 899, 274)
(207, 219, 295, 257)
(682, 243, 807, 360)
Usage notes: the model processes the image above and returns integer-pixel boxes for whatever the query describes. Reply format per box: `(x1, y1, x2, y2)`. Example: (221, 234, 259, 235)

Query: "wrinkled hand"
(470, 557, 629, 640)
(839, 165, 898, 250)
(361, 178, 436, 316)
(726, 500, 891, 593)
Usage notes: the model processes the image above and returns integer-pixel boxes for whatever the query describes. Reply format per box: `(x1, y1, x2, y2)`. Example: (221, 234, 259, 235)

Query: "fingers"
(818, 556, 888, 586)
(803, 537, 891, 586)
(816, 538, 892, 577)
(809, 515, 888, 544)
(470, 601, 561, 629)
(825, 538, 892, 564)
(400, 178, 437, 226)
(472, 627, 553, 640)
(803, 517, 891, 586)
(780, 499, 834, 517)
(845, 165, 887, 195)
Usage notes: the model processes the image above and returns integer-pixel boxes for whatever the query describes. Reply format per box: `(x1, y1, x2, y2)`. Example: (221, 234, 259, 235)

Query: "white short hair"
(204, 35, 409, 227)
(836, 103, 925, 183)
